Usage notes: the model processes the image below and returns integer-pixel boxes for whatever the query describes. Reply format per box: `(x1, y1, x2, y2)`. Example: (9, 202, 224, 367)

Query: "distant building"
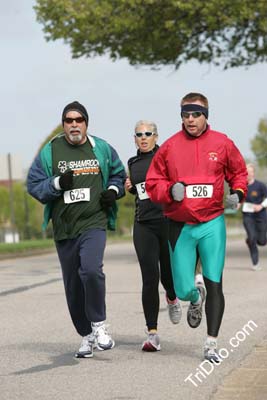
(0, 153, 23, 182)
(0, 154, 23, 243)
(0, 225, 19, 244)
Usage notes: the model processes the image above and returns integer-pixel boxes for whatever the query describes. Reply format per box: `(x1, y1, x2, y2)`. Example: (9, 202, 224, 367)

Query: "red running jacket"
(146, 126, 247, 224)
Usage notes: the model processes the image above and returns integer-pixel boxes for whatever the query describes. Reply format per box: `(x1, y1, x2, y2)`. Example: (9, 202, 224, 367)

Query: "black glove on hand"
(100, 189, 117, 209)
(59, 169, 74, 191)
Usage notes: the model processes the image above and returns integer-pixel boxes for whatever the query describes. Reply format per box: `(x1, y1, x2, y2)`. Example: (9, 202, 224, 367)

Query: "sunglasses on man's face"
(64, 117, 85, 124)
(181, 111, 203, 119)
(135, 132, 155, 138)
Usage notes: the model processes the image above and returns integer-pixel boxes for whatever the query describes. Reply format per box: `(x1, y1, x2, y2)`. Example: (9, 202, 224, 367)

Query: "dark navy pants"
(55, 228, 106, 336)
(243, 213, 267, 265)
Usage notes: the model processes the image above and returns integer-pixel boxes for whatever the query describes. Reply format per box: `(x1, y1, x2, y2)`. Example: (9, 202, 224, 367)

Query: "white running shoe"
(204, 339, 221, 364)
(252, 263, 262, 271)
(195, 273, 204, 286)
(91, 321, 115, 351)
(166, 296, 182, 324)
(187, 284, 206, 328)
(75, 334, 94, 358)
(142, 332, 161, 352)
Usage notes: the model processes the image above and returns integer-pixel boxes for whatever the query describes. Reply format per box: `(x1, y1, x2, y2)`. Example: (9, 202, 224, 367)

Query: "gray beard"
(69, 133, 83, 143)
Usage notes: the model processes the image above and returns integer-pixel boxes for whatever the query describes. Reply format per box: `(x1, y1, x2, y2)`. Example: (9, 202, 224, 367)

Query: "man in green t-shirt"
(27, 101, 126, 358)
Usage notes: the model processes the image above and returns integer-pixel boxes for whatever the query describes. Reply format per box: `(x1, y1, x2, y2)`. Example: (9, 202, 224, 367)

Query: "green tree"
(251, 117, 267, 167)
(13, 183, 26, 237)
(35, 0, 267, 70)
(37, 124, 62, 153)
(0, 186, 9, 224)
(0, 182, 45, 241)
(26, 195, 45, 239)
(116, 191, 135, 235)
(12, 183, 44, 240)
(21, 126, 62, 240)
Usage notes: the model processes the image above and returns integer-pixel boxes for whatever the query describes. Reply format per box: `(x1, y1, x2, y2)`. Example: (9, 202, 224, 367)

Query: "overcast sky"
(1, 1, 267, 172)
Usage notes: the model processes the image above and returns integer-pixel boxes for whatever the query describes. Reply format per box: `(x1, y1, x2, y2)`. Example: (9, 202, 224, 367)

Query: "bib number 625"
(64, 188, 90, 204)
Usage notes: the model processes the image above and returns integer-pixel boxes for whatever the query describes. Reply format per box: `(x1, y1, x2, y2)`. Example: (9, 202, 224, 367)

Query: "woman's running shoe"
(142, 332, 161, 352)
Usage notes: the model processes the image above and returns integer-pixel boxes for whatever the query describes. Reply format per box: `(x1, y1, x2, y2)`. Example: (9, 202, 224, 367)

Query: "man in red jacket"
(146, 92, 247, 363)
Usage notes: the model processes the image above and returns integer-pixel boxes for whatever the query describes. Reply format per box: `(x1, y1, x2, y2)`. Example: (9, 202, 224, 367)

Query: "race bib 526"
(186, 184, 213, 199)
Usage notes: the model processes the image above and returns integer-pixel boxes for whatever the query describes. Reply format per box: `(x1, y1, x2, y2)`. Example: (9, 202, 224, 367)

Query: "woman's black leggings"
(133, 219, 176, 330)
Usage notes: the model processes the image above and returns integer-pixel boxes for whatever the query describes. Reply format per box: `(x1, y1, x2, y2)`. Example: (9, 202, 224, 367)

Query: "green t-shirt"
(51, 136, 107, 240)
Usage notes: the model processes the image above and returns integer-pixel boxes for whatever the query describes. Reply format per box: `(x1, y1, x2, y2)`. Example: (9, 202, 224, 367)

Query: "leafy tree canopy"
(251, 117, 267, 168)
(35, 0, 267, 69)
(37, 124, 62, 153)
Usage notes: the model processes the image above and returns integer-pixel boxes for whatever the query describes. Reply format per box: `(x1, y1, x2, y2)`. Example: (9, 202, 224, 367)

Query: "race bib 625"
(63, 188, 90, 204)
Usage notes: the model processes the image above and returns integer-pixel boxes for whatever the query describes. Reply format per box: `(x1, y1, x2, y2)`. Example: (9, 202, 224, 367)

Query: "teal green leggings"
(168, 215, 226, 303)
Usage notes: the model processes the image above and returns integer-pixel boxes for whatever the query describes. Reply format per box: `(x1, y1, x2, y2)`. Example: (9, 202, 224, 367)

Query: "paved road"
(0, 237, 267, 400)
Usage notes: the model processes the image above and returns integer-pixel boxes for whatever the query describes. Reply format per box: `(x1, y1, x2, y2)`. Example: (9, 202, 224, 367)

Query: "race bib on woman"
(136, 182, 149, 200)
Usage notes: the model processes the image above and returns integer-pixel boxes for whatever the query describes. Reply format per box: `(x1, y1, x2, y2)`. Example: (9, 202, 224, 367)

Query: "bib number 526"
(186, 185, 213, 198)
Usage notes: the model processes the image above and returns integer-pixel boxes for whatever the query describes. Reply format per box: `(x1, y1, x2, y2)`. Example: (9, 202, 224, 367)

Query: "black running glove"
(100, 189, 117, 209)
(59, 170, 74, 191)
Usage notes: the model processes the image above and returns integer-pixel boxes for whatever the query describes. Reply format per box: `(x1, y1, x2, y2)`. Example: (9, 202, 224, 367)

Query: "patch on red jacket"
(208, 152, 218, 161)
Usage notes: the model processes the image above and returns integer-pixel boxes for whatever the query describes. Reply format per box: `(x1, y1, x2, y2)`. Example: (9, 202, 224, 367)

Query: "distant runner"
(241, 163, 267, 270)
